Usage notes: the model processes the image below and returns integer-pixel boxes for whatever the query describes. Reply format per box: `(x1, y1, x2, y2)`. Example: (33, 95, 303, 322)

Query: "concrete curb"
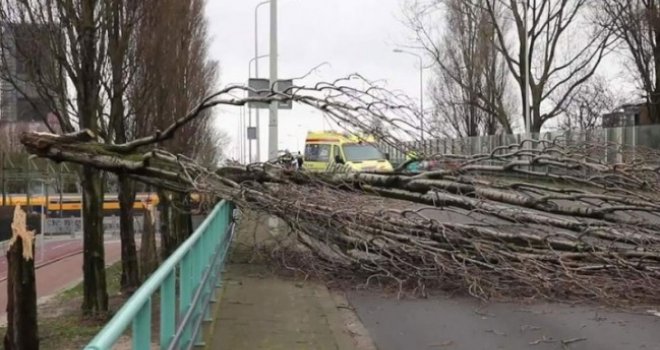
(314, 285, 378, 350)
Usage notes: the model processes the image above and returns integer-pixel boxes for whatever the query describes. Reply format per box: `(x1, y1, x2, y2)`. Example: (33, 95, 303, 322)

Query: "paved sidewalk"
(212, 264, 359, 350)
(210, 212, 374, 350)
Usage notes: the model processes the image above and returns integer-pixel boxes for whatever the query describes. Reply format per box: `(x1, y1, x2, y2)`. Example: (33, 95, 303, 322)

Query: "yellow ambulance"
(302, 131, 394, 172)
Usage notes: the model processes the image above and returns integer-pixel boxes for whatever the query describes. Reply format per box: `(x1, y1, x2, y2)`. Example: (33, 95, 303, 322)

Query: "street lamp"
(228, 81, 247, 162)
(249, 54, 269, 78)
(254, 0, 270, 162)
(522, 1, 531, 135)
(393, 48, 424, 142)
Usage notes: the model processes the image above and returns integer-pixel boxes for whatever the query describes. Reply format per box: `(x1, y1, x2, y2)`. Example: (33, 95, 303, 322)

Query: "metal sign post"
(247, 78, 293, 110)
(247, 127, 257, 140)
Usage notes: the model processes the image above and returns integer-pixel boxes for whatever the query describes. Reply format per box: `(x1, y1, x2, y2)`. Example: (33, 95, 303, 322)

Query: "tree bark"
(158, 190, 175, 260)
(118, 174, 139, 293)
(172, 196, 185, 250)
(78, 0, 108, 316)
(4, 206, 38, 350)
(646, 8, 660, 125)
(81, 167, 108, 316)
(139, 203, 158, 280)
(106, 0, 140, 295)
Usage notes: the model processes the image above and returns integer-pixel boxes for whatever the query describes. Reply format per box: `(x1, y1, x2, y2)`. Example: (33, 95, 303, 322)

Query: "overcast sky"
(205, 0, 422, 161)
(205, 1, 635, 162)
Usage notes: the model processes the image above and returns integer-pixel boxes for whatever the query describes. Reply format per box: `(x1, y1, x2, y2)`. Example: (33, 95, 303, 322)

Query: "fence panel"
(84, 200, 236, 350)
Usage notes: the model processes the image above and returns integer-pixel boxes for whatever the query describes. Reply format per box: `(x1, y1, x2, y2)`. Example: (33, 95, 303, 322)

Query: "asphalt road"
(348, 292, 660, 350)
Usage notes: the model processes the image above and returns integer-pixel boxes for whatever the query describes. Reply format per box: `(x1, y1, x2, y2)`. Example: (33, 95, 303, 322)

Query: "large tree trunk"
(81, 167, 108, 316)
(653, 24, 660, 124)
(107, 0, 140, 294)
(18, 94, 660, 306)
(172, 197, 185, 250)
(4, 206, 38, 350)
(139, 203, 158, 280)
(177, 193, 193, 240)
(159, 192, 192, 259)
(78, 0, 107, 316)
(158, 190, 175, 260)
(118, 174, 139, 293)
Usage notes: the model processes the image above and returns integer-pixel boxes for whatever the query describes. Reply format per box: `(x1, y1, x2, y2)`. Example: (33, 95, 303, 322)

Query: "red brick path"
(0, 240, 122, 324)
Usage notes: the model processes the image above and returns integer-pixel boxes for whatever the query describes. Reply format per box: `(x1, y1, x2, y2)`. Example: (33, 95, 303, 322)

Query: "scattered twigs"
(17, 78, 660, 307)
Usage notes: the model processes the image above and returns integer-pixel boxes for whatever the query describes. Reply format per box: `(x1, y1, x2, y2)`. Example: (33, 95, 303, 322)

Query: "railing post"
(179, 253, 193, 345)
(85, 200, 234, 350)
(160, 270, 176, 349)
(132, 299, 152, 350)
(195, 242, 202, 286)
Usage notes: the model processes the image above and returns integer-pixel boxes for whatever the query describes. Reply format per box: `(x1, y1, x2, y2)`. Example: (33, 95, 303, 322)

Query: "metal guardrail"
(380, 124, 660, 165)
(84, 200, 236, 350)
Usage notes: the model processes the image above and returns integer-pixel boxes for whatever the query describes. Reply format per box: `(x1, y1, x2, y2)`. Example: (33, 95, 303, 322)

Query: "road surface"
(0, 240, 122, 325)
(348, 292, 660, 350)
(0, 238, 85, 281)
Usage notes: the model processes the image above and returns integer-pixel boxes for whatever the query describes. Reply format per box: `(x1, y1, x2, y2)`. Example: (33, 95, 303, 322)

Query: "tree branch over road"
(20, 79, 660, 305)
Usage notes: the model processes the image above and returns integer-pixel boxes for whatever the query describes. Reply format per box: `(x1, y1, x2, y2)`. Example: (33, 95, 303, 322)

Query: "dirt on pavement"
(348, 292, 660, 350)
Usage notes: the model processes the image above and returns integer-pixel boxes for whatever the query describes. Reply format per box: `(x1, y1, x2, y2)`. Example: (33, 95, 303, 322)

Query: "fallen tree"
(19, 77, 660, 305)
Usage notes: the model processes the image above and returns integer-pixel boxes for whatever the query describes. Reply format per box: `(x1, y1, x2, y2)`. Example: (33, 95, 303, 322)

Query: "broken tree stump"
(139, 202, 158, 281)
(3, 205, 39, 350)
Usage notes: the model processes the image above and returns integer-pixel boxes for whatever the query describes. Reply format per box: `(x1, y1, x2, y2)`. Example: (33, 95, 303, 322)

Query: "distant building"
(601, 103, 654, 128)
(0, 22, 61, 128)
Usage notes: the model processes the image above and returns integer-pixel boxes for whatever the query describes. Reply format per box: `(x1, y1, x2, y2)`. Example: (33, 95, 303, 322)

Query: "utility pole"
(255, 0, 269, 162)
(523, 0, 530, 135)
(268, 0, 280, 233)
(268, 0, 278, 161)
(393, 49, 424, 142)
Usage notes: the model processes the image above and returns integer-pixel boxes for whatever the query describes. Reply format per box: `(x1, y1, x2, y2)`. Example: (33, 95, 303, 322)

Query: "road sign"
(247, 126, 257, 140)
(247, 78, 293, 109)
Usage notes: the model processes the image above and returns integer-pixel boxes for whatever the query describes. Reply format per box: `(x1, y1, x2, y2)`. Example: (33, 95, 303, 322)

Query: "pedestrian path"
(209, 212, 373, 350)
(211, 264, 357, 350)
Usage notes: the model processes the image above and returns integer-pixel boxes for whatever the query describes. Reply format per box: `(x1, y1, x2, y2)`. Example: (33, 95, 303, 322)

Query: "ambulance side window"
(304, 144, 331, 161)
(332, 145, 343, 163)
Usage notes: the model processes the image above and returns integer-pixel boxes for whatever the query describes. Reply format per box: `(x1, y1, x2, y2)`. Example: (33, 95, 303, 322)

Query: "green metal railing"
(85, 200, 236, 350)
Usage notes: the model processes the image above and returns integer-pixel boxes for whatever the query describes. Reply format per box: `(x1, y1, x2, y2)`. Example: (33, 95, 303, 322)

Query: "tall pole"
(393, 49, 424, 142)
(523, 0, 530, 134)
(240, 105, 245, 162)
(243, 91, 252, 164)
(418, 54, 424, 143)
(255, 0, 269, 162)
(242, 106, 247, 162)
(268, 0, 278, 161)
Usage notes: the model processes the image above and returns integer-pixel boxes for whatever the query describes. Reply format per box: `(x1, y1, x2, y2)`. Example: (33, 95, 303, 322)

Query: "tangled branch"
(19, 78, 660, 305)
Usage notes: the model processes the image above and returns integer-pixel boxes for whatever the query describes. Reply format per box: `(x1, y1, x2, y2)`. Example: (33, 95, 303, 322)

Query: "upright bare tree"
(557, 75, 619, 131)
(599, 0, 660, 124)
(0, 0, 111, 315)
(103, 0, 143, 293)
(192, 123, 231, 169)
(408, 0, 514, 137)
(483, 0, 612, 132)
(130, 0, 221, 258)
